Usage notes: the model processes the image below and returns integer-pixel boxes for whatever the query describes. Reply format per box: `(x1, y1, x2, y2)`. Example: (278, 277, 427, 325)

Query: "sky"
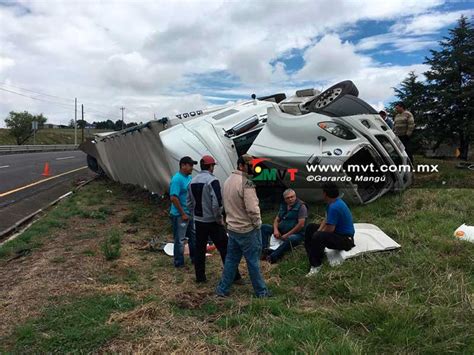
(0, 0, 473, 128)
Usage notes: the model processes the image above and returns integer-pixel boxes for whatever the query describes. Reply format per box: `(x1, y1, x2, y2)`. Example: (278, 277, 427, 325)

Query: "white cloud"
(295, 34, 430, 103)
(0, 0, 456, 127)
(356, 10, 472, 54)
(296, 34, 373, 81)
(390, 10, 473, 35)
(351, 64, 429, 104)
(0, 56, 15, 72)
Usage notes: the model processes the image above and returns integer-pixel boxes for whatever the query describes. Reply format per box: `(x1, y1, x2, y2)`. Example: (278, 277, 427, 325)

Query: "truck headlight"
(318, 122, 356, 140)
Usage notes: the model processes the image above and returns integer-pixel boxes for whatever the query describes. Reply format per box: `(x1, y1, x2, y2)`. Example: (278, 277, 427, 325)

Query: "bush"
(101, 230, 121, 261)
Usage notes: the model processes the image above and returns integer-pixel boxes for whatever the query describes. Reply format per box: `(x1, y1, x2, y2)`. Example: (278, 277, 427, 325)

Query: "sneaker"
(255, 290, 272, 298)
(305, 266, 322, 277)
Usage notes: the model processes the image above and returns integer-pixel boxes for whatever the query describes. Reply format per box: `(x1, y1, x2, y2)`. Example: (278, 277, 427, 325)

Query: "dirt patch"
(173, 290, 214, 310)
(0, 230, 95, 335)
(104, 300, 250, 353)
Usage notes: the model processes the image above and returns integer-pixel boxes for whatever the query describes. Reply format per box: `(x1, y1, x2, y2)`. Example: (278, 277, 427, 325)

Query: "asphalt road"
(0, 151, 96, 236)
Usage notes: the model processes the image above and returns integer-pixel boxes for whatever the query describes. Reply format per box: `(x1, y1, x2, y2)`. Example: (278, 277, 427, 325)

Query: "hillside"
(0, 128, 111, 145)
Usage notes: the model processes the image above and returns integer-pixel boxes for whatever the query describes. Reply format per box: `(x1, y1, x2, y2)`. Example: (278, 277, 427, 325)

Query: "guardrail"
(0, 144, 79, 155)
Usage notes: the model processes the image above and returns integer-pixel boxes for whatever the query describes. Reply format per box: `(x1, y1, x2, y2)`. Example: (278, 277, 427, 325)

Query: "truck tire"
(309, 80, 359, 111)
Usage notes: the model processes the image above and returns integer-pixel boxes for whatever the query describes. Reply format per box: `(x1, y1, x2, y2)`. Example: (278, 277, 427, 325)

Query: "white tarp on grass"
(326, 223, 401, 266)
(454, 224, 474, 243)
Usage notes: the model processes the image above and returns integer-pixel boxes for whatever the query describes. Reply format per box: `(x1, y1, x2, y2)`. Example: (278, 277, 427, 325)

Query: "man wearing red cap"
(187, 155, 241, 283)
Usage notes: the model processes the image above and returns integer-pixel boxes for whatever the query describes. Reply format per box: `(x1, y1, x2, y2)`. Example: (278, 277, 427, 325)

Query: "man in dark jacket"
(261, 189, 307, 263)
(187, 155, 241, 283)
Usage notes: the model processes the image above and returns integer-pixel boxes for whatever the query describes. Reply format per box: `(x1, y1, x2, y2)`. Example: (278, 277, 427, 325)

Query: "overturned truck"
(81, 80, 413, 204)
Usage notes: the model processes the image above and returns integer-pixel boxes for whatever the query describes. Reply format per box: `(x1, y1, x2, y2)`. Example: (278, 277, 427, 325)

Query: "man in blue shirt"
(170, 156, 197, 268)
(304, 183, 355, 277)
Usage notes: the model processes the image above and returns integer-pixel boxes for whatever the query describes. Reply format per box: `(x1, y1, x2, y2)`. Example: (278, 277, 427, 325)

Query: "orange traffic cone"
(42, 162, 51, 177)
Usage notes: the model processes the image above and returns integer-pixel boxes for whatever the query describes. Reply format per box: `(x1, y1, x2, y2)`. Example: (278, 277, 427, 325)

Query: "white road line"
(56, 156, 75, 160)
(0, 165, 10, 169)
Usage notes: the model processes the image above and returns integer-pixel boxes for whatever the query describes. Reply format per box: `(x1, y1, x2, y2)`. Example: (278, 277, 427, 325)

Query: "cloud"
(295, 34, 373, 82)
(356, 10, 472, 54)
(356, 33, 437, 53)
(0, 0, 458, 127)
(390, 10, 474, 35)
(0, 56, 15, 72)
(294, 34, 430, 103)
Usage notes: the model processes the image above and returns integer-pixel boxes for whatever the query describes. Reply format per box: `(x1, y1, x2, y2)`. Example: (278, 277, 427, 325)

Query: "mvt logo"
(251, 158, 298, 181)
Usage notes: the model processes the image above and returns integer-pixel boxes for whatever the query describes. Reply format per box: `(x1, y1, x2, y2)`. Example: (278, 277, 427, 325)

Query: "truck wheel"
(309, 80, 359, 111)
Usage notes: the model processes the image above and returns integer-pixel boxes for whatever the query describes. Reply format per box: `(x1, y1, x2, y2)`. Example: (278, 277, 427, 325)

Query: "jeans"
(171, 215, 196, 267)
(399, 135, 414, 163)
(194, 221, 241, 282)
(304, 223, 355, 267)
(261, 224, 304, 262)
(216, 228, 269, 297)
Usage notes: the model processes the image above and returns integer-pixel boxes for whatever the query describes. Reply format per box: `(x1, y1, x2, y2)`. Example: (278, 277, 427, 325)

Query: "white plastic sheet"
(326, 223, 401, 266)
(454, 224, 474, 243)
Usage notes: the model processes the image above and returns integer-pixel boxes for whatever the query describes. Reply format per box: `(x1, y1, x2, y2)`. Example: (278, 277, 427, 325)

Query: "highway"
(0, 151, 95, 236)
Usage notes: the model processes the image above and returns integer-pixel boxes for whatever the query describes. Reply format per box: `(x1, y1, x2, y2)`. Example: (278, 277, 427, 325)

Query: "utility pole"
(74, 98, 77, 145)
(120, 107, 125, 130)
(81, 104, 84, 143)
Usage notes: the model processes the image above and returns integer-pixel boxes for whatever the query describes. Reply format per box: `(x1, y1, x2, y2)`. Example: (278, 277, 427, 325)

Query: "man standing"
(379, 110, 394, 129)
(261, 189, 307, 263)
(216, 155, 270, 298)
(393, 102, 415, 163)
(304, 183, 355, 277)
(187, 155, 241, 283)
(169, 156, 197, 268)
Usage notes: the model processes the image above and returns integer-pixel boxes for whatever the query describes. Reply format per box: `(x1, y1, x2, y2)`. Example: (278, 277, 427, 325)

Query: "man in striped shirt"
(393, 102, 415, 163)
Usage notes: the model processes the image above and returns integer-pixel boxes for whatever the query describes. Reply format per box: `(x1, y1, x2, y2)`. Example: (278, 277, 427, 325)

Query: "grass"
(0, 158, 473, 353)
(4, 294, 136, 353)
(0, 128, 110, 145)
(0, 180, 115, 260)
(101, 229, 122, 260)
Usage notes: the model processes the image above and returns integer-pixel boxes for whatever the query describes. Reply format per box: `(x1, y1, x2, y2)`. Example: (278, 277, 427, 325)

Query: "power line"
(0, 81, 73, 102)
(0, 87, 122, 121)
(0, 82, 144, 121)
(0, 87, 74, 109)
(0, 82, 120, 116)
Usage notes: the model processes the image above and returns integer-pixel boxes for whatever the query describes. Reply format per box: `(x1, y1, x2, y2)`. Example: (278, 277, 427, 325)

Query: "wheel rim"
(315, 87, 343, 108)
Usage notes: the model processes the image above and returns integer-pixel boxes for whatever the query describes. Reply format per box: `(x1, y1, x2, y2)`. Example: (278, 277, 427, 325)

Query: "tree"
(4, 111, 47, 145)
(77, 119, 88, 129)
(390, 71, 428, 121)
(126, 122, 138, 128)
(93, 120, 115, 130)
(114, 120, 124, 131)
(424, 15, 474, 160)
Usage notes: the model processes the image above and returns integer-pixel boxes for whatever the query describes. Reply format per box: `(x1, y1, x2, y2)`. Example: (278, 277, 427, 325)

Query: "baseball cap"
(200, 155, 217, 165)
(179, 156, 198, 165)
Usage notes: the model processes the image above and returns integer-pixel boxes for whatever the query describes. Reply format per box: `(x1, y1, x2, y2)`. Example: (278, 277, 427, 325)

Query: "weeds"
(5, 294, 136, 353)
(101, 229, 122, 260)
